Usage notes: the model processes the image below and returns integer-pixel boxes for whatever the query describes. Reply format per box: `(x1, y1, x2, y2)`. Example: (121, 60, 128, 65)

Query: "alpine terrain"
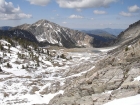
(0, 19, 140, 105)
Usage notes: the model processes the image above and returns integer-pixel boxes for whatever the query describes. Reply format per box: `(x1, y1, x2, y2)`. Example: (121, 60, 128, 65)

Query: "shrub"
(7, 63, 12, 68)
(125, 46, 129, 51)
(0, 67, 2, 72)
(60, 54, 66, 59)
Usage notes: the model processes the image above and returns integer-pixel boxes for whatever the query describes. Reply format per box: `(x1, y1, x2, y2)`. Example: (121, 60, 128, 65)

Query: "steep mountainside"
(13, 19, 93, 48)
(49, 20, 140, 105)
(0, 29, 38, 43)
(88, 34, 116, 47)
(116, 20, 140, 45)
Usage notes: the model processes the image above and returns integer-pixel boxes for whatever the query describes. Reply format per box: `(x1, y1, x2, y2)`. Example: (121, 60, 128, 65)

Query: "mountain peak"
(35, 19, 49, 24)
(13, 19, 93, 48)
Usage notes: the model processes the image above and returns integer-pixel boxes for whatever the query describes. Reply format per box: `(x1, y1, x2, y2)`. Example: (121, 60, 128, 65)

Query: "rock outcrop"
(116, 20, 140, 45)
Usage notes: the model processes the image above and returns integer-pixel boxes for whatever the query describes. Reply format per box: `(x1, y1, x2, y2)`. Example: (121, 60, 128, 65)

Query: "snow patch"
(103, 94, 140, 105)
(134, 76, 140, 81)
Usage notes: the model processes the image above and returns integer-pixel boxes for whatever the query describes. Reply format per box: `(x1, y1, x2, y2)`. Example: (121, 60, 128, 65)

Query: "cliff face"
(116, 20, 140, 45)
(14, 19, 93, 48)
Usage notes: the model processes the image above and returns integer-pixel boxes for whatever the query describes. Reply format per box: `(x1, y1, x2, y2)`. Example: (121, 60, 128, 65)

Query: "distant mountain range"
(81, 29, 117, 47)
(81, 28, 124, 36)
(0, 26, 12, 30)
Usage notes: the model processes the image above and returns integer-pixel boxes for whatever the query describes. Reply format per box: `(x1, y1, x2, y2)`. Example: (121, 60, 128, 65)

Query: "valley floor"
(0, 46, 112, 105)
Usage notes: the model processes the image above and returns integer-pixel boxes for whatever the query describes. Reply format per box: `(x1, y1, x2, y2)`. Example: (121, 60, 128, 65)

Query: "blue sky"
(0, 0, 140, 29)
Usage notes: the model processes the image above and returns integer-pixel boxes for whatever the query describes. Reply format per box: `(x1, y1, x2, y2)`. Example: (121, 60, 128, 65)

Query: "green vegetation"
(125, 46, 129, 51)
(7, 63, 12, 68)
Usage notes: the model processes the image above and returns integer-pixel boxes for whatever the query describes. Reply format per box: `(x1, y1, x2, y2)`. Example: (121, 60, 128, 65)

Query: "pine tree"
(0, 67, 2, 72)
(7, 63, 12, 68)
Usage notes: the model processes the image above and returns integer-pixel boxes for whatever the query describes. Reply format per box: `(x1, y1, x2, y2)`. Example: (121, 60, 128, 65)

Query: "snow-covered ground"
(0, 39, 117, 104)
(103, 94, 140, 105)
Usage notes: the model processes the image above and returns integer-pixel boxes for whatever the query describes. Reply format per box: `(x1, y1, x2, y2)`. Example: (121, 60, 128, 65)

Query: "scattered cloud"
(91, 18, 94, 20)
(69, 14, 83, 19)
(0, 13, 32, 20)
(128, 5, 140, 12)
(0, 0, 32, 20)
(119, 11, 132, 17)
(56, 0, 116, 9)
(93, 10, 106, 14)
(27, 0, 50, 6)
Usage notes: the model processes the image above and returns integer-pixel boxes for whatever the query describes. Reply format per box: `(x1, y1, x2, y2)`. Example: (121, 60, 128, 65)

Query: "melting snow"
(134, 76, 140, 81)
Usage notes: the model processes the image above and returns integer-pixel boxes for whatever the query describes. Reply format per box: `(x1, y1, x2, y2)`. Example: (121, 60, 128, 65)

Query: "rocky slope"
(49, 21, 140, 105)
(0, 29, 38, 43)
(13, 19, 93, 48)
(116, 20, 140, 45)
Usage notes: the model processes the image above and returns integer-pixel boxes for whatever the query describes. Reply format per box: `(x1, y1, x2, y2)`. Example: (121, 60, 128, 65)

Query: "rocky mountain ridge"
(116, 20, 140, 45)
(13, 19, 93, 48)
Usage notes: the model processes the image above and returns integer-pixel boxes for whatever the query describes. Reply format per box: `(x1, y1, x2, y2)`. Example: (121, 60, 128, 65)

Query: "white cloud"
(0, 13, 32, 20)
(128, 5, 140, 12)
(27, 0, 50, 6)
(93, 10, 106, 14)
(0, 0, 20, 14)
(69, 14, 83, 19)
(119, 11, 132, 17)
(0, 0, 32, 20)
(56, 0, 116, 9)
(91, 18, 94, 20)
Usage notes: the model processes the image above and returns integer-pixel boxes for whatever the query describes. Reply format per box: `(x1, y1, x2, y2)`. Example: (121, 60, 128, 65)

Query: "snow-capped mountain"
(14, 19, 93, 48)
